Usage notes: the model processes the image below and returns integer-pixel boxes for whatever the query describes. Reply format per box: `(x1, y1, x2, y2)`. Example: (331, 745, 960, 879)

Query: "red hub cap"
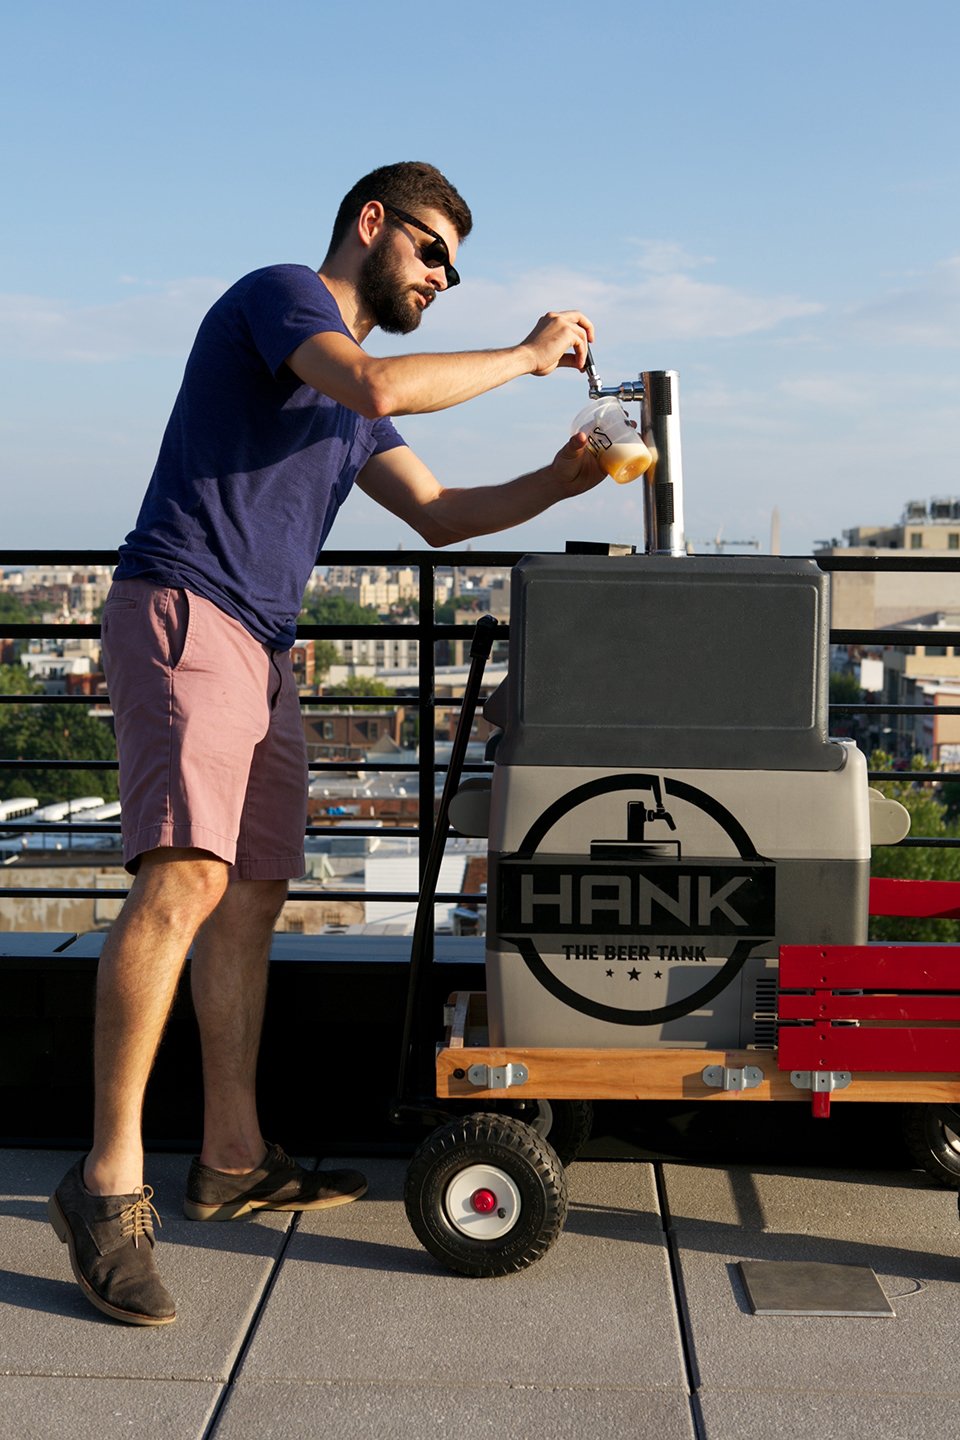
(470, 1187, 498, 1214)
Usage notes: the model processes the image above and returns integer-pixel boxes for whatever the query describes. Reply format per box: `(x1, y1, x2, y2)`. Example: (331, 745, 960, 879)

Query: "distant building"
(1, 565, 114, 621)
(843, 498, 960, 551)
(816, 498, 960, 629)
(319, 564, 418, 610)
(877, 613, 960, 766)
(290, 640, 316, 688)
(302, 706, 407, 763)
(21, 642, 100, 694)
(335, 631, 421, 672)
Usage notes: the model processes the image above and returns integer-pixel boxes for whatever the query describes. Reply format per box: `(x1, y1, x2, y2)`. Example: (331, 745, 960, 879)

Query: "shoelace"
(119, 1184, 162, 1249)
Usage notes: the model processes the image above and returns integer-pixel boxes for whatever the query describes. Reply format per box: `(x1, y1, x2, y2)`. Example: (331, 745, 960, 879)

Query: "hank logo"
(493, 774, 775, 1027)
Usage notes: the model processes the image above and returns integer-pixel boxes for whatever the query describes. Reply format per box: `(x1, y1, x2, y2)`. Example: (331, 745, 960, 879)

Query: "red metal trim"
(779, 1025, 960, 1073)
(778, 993, 960, 1021)
(779, 943, 960, 989)
(869, 876, 960, 920)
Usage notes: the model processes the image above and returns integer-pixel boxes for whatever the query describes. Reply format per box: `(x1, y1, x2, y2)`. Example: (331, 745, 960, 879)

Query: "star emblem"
(628, 967, 640, 981)
(606, 968, 614, 977)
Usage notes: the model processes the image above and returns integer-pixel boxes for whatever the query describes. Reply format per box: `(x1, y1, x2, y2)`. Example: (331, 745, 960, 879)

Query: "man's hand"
(519, 311, 595, 376)
(550, 431, 607, 495)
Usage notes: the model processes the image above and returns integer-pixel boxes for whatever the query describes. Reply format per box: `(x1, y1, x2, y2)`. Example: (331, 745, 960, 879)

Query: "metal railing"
(818, 552, 960, 843)
(1, 548, 959, 917)
(0, 549, 519, 912)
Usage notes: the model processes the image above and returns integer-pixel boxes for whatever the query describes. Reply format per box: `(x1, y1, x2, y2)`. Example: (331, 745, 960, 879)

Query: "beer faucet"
(585, 347, 644, 403)
(628, 786, 677, 841)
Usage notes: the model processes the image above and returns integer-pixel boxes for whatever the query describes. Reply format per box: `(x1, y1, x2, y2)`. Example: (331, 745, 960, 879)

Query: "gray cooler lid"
(491, 553, 840, 771)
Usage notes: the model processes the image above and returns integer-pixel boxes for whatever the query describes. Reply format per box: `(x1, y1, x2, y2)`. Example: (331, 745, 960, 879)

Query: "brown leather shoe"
(49, 1160, 176, 1326)
(184, 1142, 367, 1220)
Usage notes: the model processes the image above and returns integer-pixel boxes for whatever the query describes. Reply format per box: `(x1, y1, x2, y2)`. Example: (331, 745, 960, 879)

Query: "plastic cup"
(571, 399, 653, 484)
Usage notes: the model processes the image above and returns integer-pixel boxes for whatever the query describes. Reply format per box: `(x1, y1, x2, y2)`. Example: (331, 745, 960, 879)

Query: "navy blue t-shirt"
(115, 266, 405, 649)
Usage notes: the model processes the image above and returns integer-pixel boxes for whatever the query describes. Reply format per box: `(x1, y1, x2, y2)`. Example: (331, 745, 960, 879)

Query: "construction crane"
(699, 526, 761, 555)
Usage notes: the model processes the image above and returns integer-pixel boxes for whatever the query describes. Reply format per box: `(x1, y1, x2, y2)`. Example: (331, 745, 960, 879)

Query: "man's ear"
(357, 200, 386, 251)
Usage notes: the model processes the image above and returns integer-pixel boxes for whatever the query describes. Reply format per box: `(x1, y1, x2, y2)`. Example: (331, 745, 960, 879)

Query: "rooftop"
(5, 1117, 959, 1440)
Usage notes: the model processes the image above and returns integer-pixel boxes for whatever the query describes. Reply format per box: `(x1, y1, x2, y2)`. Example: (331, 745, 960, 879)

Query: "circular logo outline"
(507, 773, 770, 1027)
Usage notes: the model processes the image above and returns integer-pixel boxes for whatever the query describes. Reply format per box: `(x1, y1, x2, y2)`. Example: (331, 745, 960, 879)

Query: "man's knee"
(226, 878, 289, 931)
(133, 848, 231, 924)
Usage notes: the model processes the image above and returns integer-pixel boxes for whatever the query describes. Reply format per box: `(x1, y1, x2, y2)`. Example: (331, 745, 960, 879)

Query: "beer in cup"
(571, 398, 653, 484)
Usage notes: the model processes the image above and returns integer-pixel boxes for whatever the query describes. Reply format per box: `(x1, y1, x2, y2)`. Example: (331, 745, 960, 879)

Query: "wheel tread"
(404, 1113, 568, 1277)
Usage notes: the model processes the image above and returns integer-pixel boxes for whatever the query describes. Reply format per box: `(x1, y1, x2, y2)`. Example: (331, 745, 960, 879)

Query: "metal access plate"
(738, 1261, 895, 1317)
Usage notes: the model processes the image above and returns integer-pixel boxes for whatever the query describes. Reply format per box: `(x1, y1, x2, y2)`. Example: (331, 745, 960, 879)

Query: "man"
(48, 161, 603, 1326)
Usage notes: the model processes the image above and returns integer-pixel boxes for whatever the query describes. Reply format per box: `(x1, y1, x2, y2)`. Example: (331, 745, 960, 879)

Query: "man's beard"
(358, 235, 431, 335)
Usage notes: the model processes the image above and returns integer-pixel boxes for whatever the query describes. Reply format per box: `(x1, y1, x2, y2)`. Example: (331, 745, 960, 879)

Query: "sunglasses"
(382, 204, 460, 288)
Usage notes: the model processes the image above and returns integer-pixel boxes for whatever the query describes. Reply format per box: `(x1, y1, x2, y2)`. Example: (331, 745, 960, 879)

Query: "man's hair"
(325, 162, 473, 258)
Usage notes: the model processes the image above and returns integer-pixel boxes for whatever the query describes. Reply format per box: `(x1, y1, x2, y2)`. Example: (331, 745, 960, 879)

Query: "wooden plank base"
(435, 994, 960, 1105)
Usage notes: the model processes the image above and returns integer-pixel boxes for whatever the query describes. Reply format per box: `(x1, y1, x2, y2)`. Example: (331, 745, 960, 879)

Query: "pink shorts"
(101, 580, 307, 879)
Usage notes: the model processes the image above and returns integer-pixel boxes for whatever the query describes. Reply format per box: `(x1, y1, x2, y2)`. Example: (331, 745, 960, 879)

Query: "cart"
(394, 617, 960, 1277)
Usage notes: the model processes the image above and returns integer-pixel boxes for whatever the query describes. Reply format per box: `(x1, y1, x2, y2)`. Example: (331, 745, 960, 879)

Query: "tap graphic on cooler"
(589, 778, 682, 861)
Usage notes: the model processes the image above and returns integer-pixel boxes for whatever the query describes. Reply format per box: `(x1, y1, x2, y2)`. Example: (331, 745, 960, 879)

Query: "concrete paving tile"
(213, 1380, 697, 1440)
(660, 1165, 960, 1401)
(238, 1158, 689, 1392)
(0, 1376, 221, 1440)
(0, 1149, 291, 1381)
(677, 1230, 960, 1399)
(661, 1160, 959, 1245)
(698, 1389, 960, 1440)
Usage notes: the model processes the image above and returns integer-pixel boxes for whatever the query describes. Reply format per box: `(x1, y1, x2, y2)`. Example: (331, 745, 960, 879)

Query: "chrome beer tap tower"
(584, 347, 686, 557)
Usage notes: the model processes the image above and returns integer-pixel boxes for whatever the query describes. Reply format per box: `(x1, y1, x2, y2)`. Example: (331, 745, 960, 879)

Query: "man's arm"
(284, 310, 595, 420)
(355, 435, 606, 547)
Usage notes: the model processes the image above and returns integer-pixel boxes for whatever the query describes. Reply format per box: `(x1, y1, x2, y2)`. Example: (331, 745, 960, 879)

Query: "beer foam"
(602, 441, 653, 485)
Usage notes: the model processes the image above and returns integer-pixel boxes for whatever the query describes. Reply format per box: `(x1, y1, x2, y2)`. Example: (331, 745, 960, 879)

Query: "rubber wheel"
(529, 1100, 594, 1167)
(901, 1104, 960, 1188)
(404, 1113, 569, 1276)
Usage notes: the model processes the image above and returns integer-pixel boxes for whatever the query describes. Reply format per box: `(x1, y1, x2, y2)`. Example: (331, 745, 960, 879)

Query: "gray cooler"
(474, 553, 871, 1050)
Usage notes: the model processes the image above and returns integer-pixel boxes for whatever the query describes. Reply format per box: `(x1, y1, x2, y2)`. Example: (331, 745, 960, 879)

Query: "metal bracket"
(790, 1069, 852, 1118)
(466, 1063, 529, 1091)
(701, 1064, 764, 1093)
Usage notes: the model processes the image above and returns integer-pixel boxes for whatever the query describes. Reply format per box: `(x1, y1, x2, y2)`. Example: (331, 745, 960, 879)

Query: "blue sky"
(2, 0, 959, 557)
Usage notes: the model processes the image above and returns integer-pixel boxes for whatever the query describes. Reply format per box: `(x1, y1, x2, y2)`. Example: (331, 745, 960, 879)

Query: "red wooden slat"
(778, 1025, 960, 1073)
(779, 944, 960, 989)
(778, 993, 960, 1022)
(869, 877, 960, 920)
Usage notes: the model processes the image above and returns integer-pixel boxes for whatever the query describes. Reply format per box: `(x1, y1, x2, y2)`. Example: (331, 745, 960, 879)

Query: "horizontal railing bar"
(308, 760, 491, 772)
(4, 548, 958, 569)
(0, 758, 493, 773)
(0, 551, 121, 565)
(866, 771, 958, 782)
(0, 823, 423, 838)
(1, 625, 101, 639)
(7, 623, 959, 646)
(0, 760, 119, 771)
(296, 623, 507, 641)
(833, 629, 960, 646)
(0, 823, 121, 834)
(0, 888, 487, 903)
(0, 692, 498, 708)
(816, 554, 960, 571)
(0, 547, 527, 566)
(0, 694, 111, 705)
(832, 704, 960, 716)
(5, 821, 950, 843)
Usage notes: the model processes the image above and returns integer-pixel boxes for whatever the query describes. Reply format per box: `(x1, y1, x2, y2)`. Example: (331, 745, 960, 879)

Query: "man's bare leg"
(190, 878, 288, 1173)
(84, 848, 230, 1196)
